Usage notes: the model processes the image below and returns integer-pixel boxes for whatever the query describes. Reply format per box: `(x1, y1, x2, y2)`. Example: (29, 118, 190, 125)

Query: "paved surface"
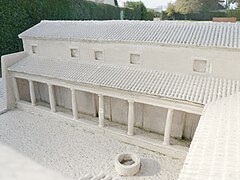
(0, 79, 3, 99)
(0, 79, 5, 112)
(0, 109, 183, 180)
(0, 142, 72, 180)
(179, 93, 240, 180)
(0, 79, 71, 180)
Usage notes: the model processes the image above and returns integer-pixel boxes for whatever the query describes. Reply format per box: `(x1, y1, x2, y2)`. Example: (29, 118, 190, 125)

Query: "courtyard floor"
(0, 79, 4, 111)
(0, 108, 184, 179)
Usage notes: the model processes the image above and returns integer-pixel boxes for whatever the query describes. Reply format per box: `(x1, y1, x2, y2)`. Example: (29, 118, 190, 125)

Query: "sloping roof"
(19, 20, 240, 49)
(178, 92, 240, 180)
(8, 56, 240, 105)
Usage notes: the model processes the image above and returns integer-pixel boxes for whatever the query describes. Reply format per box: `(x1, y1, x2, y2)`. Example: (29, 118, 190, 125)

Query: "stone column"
(98, 95, 104, 127)
(29, 80, 36, 106)
(163, 108, 174, 145)
(127, 100, 135, 136)
(12, 77, 20, 101)
(71, 88, 78, 120)
(48, 84, 56, 112)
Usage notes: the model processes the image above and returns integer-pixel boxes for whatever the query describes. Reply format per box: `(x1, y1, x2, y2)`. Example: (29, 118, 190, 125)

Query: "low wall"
(212, 17, 237, 22)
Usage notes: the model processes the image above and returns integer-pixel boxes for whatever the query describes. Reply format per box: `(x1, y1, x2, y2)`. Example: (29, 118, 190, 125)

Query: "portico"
(11, 70, 203, 148)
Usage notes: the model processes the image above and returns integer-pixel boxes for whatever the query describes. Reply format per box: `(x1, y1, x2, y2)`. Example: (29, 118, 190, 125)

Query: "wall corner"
(1, 51, 28, 110)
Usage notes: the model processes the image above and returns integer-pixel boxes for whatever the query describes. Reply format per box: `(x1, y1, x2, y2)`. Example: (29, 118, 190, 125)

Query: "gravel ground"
(0, 79, 5, 111)
(0, 143, 72, 180)
(0, 109, 183, 179)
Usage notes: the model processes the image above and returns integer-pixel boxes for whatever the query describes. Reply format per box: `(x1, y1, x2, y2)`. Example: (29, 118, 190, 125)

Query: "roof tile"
(8, 56, 240, 105)
(19, 20, 240, 49)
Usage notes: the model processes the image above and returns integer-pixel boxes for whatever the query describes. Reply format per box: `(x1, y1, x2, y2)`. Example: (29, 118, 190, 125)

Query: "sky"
(119, 0, 176, 9)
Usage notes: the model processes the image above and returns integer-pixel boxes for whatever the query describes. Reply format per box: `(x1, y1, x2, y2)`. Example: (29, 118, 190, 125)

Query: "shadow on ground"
(136, 158, 161, 177)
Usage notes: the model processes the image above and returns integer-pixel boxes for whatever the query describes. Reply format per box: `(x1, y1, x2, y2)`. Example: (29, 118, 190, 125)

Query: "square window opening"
(95, 51, 103, 60)
(70, 48, 79, 58)
(193, 59, 208, 73)
(32, 45, 38, 54)
(130, 54, 140, 65)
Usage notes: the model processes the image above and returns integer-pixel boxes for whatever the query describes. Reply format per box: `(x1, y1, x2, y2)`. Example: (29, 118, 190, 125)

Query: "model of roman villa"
(1, 20, 240, 179)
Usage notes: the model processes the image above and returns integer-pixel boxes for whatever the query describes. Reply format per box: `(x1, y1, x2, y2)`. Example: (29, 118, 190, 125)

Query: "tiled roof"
(8, 57, 240, 105)
(178, 92, 240, 180)
(19, 20, 240, 49)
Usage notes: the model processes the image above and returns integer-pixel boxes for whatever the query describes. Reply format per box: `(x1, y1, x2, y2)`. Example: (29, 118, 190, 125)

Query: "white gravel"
(0, 109, 183, 179)
(0, 143, 72, 180)
(0, 79, 5, 112)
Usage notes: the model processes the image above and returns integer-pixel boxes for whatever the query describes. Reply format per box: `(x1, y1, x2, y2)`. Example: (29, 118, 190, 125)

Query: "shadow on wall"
(137, 159, 161, 177)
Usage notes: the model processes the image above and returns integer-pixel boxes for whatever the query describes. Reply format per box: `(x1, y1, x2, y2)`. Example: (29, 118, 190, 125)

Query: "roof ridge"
(39, 20, 239, 25)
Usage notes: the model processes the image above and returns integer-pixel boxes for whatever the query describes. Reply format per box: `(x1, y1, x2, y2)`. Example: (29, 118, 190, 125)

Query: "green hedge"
(0, 0, 149, 60)
(227, 9, 240, 20)
(80, 1, 121, 20)
(188, 11, 226, 21)
(162, 10, 227, 21)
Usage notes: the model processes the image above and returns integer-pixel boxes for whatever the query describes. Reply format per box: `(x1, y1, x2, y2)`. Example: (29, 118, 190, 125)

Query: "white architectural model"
(1, 20, 240, 179)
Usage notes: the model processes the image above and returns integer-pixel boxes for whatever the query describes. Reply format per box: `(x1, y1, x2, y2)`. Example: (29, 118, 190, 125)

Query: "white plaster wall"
(142, 104, 167, 134)
(23, 39, 240, 80)
(171, 110, 186, 138)
(55, 86, 72, 110)
(34, 82, 49, 104)
(1, 51, 28, 109)
(110, 97, 128, 125)
(102, 99, 143, 128)
(76, 90, 96, 116)
(104, 96, 112, 120)
(183, 113, 200, 140)
(134, 103, 144, 128)
(142, 104, 185, 139)
(16, 78, 30, 102)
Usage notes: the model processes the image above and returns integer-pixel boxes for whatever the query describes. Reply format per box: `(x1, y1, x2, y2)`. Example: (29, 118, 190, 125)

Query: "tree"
(166, 3, 176, 19)
(200, 0, 225, 11)
(125, 1, 148, 20)
(175, 0, 202, 17)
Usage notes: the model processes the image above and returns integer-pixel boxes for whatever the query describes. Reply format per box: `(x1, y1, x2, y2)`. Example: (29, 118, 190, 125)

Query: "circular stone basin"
(115, 153, 141, 176)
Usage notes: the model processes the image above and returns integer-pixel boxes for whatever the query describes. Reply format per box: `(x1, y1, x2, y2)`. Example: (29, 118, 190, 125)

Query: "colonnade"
(13, 77, 175, 146)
